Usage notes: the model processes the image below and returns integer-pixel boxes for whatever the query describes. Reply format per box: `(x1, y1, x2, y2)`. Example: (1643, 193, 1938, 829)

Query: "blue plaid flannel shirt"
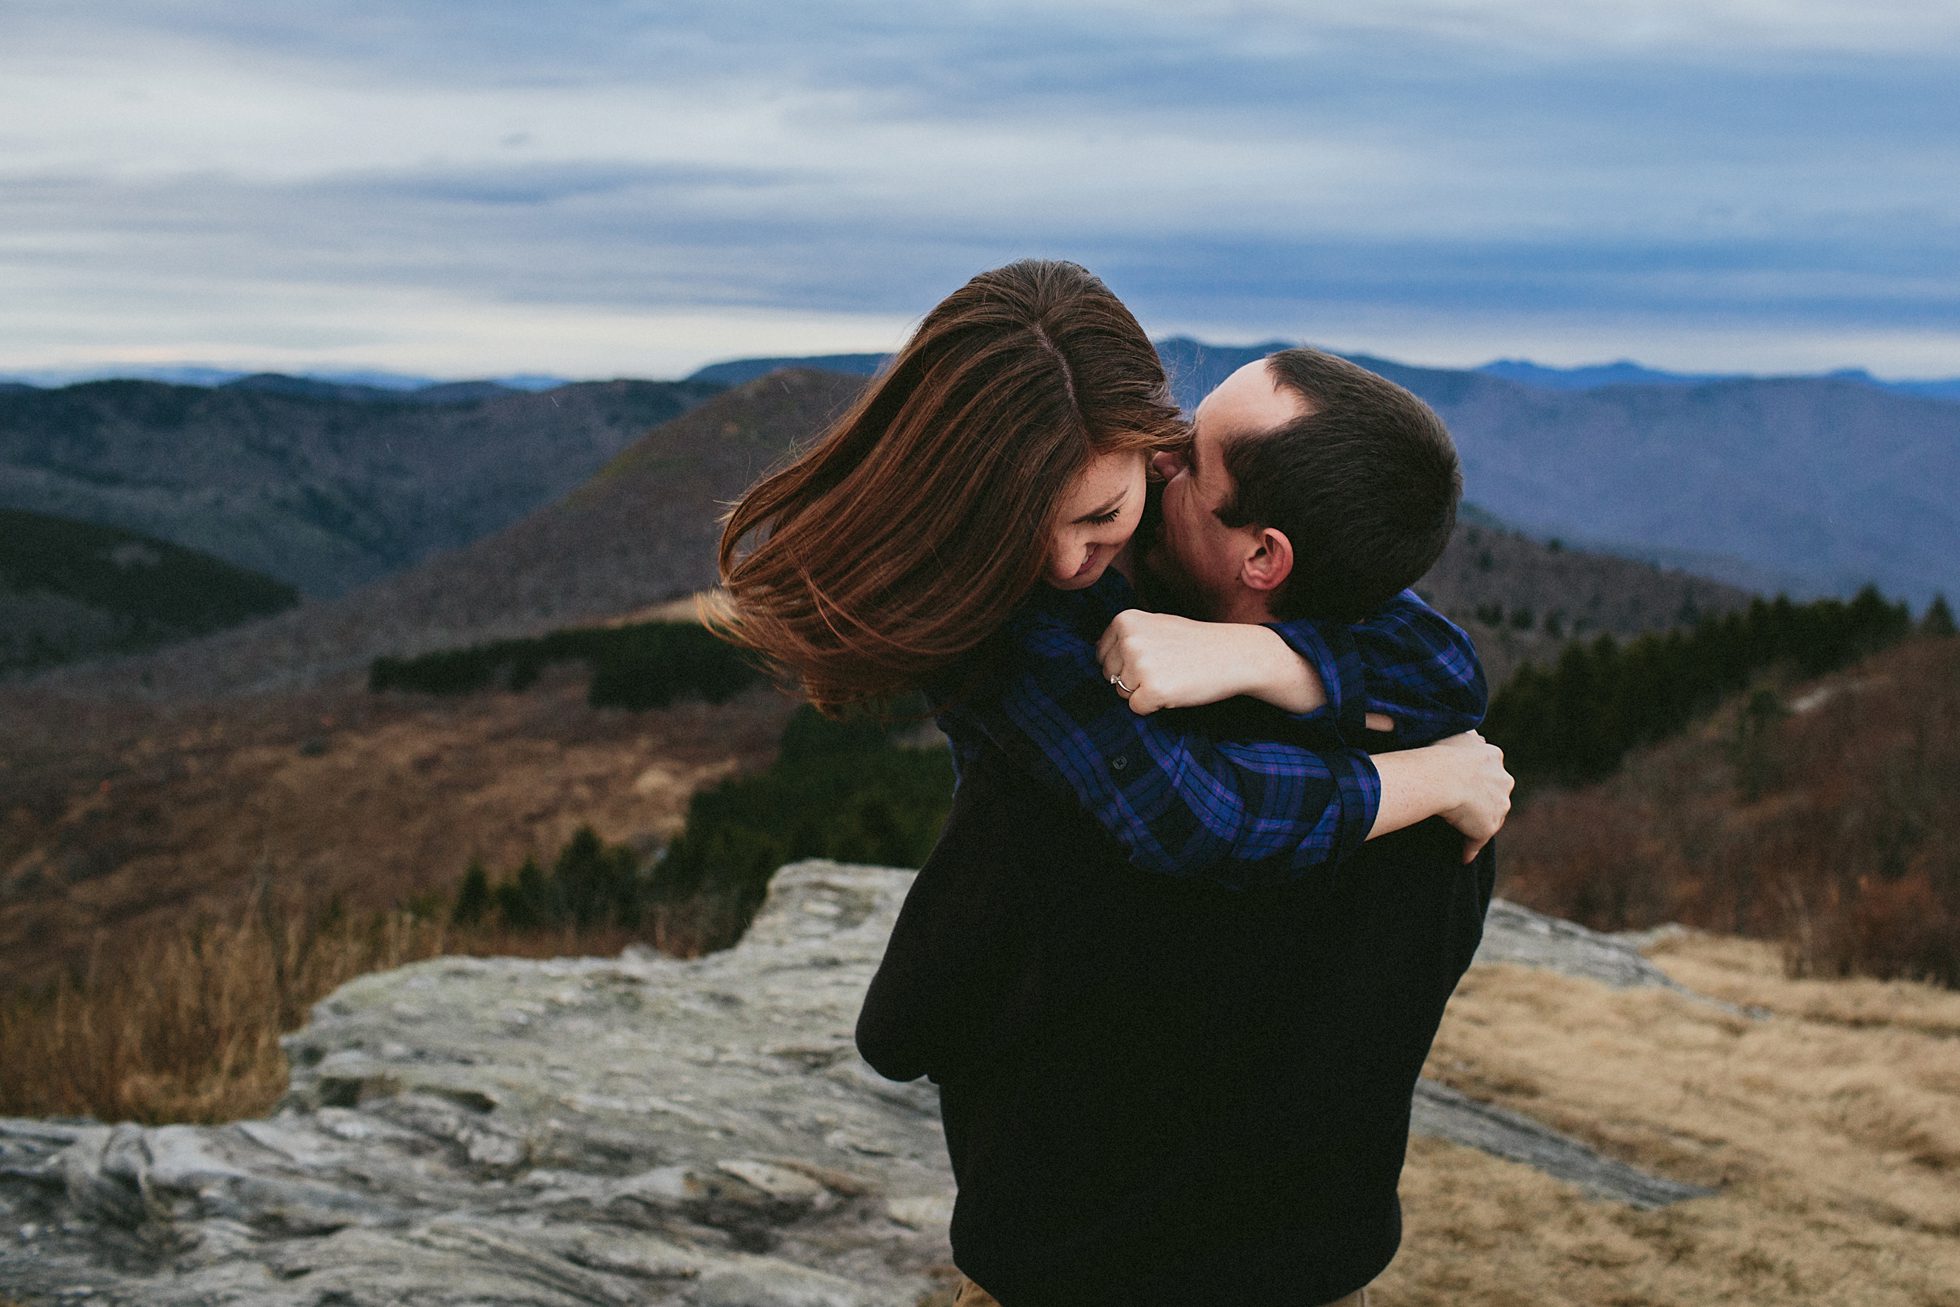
(935, 569, 1486, 889)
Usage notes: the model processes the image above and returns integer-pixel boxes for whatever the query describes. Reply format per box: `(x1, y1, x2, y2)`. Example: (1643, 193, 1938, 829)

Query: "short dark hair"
(1215, 347, 1461, 622)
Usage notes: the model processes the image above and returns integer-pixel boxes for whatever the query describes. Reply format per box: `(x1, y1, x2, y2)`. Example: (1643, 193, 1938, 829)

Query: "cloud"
(2, 0, 1956, 376)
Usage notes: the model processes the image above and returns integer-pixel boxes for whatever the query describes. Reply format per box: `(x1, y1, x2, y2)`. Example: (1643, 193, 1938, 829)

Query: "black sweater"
(857, 745, 1495, 1307)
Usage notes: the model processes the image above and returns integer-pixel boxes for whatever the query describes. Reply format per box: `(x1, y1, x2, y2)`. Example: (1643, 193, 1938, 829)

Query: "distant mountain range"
(10, 350, 1956, 403)
(686, 344, 1960, 406)
(686, 354, 891, 387)
(0, 365, 574, 393)
(1474, 359, 1960, 401)
(687, 340, 1960, 608)
(39, 371, 1741, 699)
(6, 337, 1953, 695)
(0, 377, 720, 597)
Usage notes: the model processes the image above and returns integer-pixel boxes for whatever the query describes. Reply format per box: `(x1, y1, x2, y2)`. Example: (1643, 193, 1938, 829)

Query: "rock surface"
(1, 862, 1715, 1305)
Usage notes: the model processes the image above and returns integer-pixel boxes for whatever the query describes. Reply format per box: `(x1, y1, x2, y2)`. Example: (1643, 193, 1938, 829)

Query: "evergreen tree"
(451, 861, 491, 926)
(1925, 594, 1956, 638)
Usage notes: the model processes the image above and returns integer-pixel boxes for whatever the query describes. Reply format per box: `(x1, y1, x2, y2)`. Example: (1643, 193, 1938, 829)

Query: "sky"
(4, 0, 1958, 381)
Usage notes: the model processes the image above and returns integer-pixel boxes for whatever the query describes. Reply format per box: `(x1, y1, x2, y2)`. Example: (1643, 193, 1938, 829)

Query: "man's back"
(858, 746, 1495, 1307)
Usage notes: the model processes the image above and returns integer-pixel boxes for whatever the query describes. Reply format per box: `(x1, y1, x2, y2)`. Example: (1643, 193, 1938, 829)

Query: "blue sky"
(5, 0, 1957, 379)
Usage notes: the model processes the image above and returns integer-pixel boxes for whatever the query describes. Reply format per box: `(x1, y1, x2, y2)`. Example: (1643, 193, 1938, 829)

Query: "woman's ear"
(1240, 526, 1294, 595)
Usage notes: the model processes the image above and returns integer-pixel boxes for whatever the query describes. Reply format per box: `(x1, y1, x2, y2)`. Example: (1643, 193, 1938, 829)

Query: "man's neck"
(1213, 590, 1276, 626)
(1129, 552, 1273, 626)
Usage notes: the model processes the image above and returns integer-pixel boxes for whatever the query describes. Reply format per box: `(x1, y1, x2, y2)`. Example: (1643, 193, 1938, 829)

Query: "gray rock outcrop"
(0, 863, 1714, 1305)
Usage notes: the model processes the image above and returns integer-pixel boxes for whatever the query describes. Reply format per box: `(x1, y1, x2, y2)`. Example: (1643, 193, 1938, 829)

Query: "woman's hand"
(1431, 730, 1513, 862)
(1097, 609, 1330, 716)
(1367, 730, 1513, 862)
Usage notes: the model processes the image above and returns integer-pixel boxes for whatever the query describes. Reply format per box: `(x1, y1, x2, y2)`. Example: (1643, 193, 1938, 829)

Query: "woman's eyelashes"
(1084, 508, 1122, 526)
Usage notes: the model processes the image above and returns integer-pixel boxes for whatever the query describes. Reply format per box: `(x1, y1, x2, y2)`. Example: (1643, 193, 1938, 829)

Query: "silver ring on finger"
(1109, 673, 1133, 696)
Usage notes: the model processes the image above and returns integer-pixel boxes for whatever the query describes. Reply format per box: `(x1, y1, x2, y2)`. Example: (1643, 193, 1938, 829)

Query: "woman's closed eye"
(1083, 508, 1121, 525)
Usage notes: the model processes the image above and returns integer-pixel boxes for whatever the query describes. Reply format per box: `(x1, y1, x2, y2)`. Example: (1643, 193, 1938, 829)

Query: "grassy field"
(0, 671, 791, 994)
(1381, 931, 1960, 1307)
(0, 887, 711, 1123)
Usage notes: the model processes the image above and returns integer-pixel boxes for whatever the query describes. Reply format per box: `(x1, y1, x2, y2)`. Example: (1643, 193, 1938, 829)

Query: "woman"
(714, 258, 1505, 873)
(715, 259, 1172, 712)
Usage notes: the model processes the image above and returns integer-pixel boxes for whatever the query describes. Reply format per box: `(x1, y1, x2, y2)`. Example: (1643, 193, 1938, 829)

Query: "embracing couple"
(716, 261, 1513, 1306)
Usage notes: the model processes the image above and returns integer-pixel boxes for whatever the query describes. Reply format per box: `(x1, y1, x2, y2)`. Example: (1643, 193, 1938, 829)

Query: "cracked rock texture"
(1, 861, 1714, 1305)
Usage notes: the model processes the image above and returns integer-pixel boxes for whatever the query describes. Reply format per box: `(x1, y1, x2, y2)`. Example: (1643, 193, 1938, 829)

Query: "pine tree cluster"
(1485, 585, 1931, 787)
(370, 619, 760, 709)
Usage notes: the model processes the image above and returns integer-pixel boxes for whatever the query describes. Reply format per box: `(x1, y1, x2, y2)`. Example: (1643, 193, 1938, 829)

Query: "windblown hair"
(1216, 348, 1462, 622)
(713, 260, 1184, 712)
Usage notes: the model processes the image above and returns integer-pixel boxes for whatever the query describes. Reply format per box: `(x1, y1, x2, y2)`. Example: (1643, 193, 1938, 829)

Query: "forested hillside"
(0, 377, 721, 595)
(0, 508, 296, 675)
(1498, 630, 1959, 986)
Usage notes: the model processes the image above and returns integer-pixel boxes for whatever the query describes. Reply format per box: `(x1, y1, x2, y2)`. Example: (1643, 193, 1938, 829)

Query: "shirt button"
(1111, 755, 1130, 772)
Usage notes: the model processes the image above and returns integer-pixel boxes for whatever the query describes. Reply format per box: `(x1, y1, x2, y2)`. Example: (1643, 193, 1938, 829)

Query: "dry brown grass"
(1379, 930, 1960, 1306)
(0, 672, 793, 991)
(0, 883, 711, 1124)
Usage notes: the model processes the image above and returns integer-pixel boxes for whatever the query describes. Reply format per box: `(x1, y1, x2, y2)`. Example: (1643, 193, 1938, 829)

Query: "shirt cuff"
(1265, 618, 1370, 743)
(1329, 748, 1382, 864)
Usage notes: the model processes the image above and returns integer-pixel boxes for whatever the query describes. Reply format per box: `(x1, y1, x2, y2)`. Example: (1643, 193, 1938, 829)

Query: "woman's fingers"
(1097, 617, 1157, 714)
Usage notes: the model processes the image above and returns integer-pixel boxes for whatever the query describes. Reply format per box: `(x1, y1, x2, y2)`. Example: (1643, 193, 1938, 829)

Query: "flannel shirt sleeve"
(1265, 589, 1488, 749)
(943, 605, 1381, 890)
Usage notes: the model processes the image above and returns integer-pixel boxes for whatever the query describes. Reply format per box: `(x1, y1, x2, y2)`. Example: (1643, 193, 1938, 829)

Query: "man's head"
(1147, 347, 1461, 623)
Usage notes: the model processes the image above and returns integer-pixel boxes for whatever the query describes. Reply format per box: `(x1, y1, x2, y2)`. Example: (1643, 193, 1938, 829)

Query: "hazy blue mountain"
(687, 353, 890, 385)
(220, 374, 520, 406)
(1408, 373, 1959, 608)
(685, 342, 1960, 407)
(12, 342, 1953, 610)
(0, 364, 256, 388)
(1476, 358, 1960, 400)
(1476, 359, 1740, 390)
(0, 366, 574, 393)
(0, 378, 722, 597)
(1817, 368, 1960, 402)
(484, 373, 576, 392)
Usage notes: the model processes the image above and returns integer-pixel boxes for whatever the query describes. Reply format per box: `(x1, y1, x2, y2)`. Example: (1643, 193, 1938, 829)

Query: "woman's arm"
(1097, 590, 1486, 745)
(1370, 731, 1511, 863)
(946, 598, 1510, 889)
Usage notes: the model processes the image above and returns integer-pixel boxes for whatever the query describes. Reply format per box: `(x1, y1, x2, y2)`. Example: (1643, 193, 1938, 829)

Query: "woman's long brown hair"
(713, 260, 1184, 713)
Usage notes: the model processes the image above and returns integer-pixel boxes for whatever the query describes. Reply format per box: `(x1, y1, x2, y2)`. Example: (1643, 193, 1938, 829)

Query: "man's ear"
(1240, 526, 1294, 594)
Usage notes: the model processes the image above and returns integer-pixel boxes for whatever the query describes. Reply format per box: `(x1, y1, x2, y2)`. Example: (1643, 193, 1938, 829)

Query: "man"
(859, 349, 1507, 1306)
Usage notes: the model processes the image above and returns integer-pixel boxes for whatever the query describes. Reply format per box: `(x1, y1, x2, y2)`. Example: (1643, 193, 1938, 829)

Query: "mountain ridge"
(684, 344, 1960, 607)
(0, 377, 723, 597)
(28, 369, 1743, 700)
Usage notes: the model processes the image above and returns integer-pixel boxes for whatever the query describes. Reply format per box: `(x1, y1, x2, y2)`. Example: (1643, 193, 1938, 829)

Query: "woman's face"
(1044, 449, 1148, 590)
